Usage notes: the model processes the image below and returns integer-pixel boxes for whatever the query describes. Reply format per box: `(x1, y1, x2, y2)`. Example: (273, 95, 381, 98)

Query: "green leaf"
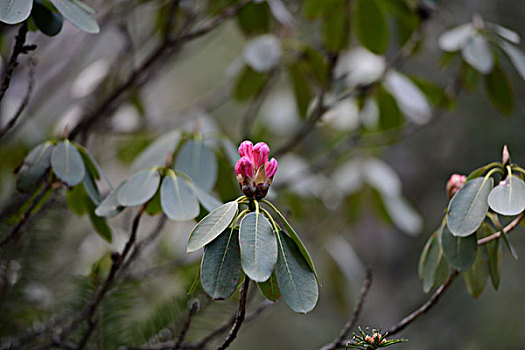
(82, 169, 101, 205)
(75, 143, 100, 179)
(188, 182, 222, 212)
(480, 223, 502, 290)
(500, 41, 525, 81)
(322, 2, 349, 52)
(160, 170, 199, 221)
(462, 243, 489, 298)
(51, 140, 86, 186)
(32, 0, 63, 36)
(174, 139, 217, 192)
(303, 0, 333, 19)
(287, 63, 312, 118)
(201, 228, 243, 300)
(466, 163, 499, 181)
(419, 229, 445, 293)
(17, 142, 53, 193)
(0, 0, 32, 24)
(488, 175, 525, 216)
(145, 188, 162, 216)
(258, 272, 281, 301)
(446, 177, 493, 237)
(239, 212, 277, 282)
(263, 200, 318, 280)
(377, 87, 404, 130)
(187, 201, 238, 252)
(88, 204, 112, 242)
(275, 230, 318, 313)
(485, 64, 513, 116)
(461, 63, 480, 91)
(441, 224, 477, 271)
(233, 66, 267, 101)
(66, 184, 88, 215)
(300, 45, 329, 86)
(461, 35, 494, 74)
(95, 182, 125, 217)
(49, 0, 99, 34)
(354, 0, 388, 54)
(117, 169, 161, 207)
(236, 2, 270, 36)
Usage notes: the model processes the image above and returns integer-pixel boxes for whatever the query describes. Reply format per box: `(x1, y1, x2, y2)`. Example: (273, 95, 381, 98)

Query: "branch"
(174, 301, 200, 349)
(319, 269, 373, 350)
(0, 22, 37, 105)
(477, 212, 525, 245)
(217, 277, 250, 350)
(0, 57, 36, 140)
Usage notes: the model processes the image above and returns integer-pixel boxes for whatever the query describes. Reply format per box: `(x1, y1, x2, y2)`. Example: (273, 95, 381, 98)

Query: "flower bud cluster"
(446, 174, 466, 199)
(234, 140, 278, 199)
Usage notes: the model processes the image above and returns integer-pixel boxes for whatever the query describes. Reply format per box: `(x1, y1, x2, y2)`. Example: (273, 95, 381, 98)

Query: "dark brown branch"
(319, 269, 373, 350)
(68, 0, 251, 140)
(0, 22, 37, 105)
(217, 277, 250, 350)
(174, 301, 200, 349)
(0, 57, 36, 140)
(386, 270, 459, 336)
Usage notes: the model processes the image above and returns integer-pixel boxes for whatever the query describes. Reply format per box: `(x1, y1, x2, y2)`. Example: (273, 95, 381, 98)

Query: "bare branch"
(319, 269, 373, 350)
(174, 301, 200, 349)
(477, 212, 525, 245)
(217, 277, 250, 350)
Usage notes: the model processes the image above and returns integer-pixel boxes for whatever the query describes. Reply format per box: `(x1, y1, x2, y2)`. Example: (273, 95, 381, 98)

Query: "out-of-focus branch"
(174, 301, 200, 349)
(217, 277, 250, 350)
(0, 58, 36, 140)
(0, 22, 37, 106)
(319, 269, 373, 350)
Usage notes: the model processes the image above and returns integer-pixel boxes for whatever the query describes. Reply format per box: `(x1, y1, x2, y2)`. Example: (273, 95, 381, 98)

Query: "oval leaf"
(419, 229, 444, 293)
(32, 0, 63, 36)
(17, 142, 53, 193)
(131, 130, 180, 172)
(488, 175, 525, 216)
(239, 212, 277, 282)
(275, 230, 318, 313)
(160, 170, 199, 221)
(462, 244, 489, 298)
(485, 64, 513, 116)
(189, 182, 222, 212)
(51, 140, 86, 186)
(174, 140, 217, 192)
(201, 228, 243, 300)
(441, 224, 477, 271)
(461, 35, 494, 74)
(438, 23, 474, 52)
(187, 201, 238, 252)
(0, 0, 32, 24)
(95, 182, 126, 217)
(49, 0, 99, 34)
(355, 0, 388, 54)
(82, 171, 101, 205)
(501, 42, 525, 81)
(479, 223, 502, 290)
(258, 272, 281, 302)
(117, 169, 160, 207)
(446, 177, 493, 237)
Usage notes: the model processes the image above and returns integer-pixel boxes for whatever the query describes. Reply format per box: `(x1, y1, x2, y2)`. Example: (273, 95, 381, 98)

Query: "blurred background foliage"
(1, 0, 525, 349)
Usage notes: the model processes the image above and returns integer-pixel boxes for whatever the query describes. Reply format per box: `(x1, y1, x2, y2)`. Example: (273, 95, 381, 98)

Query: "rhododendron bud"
(446, 174, 466, 199)
(253, 142, 270, 169)
(238, 140, 254, 160)
(266, 158, 278, 178)
(235, 156, 254, 178)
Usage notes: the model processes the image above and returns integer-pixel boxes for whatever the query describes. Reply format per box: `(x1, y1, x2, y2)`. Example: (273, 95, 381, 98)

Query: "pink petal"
(265, 158, 278, 178)
(253, 142, 270, 169)
(235, 156, 254, 178)
(238, 140, 254, 160)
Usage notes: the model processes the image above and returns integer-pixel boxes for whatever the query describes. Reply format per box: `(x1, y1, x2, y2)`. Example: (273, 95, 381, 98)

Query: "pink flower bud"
(235, 156, 254, 178)
(265, 158, 278, 178)
(238, 140, 254, 160)
(446, 174, 466, 199)
(253, 142, 270, 169)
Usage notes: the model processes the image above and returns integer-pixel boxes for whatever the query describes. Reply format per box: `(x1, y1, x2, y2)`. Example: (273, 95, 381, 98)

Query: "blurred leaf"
(17, 142, 53, 193)
(441, 224, 477, 271)
(384, 71, 431, 125)
(438, 23, 474, 52)
(95, 182, 125, 217)
(303, 0, 334, 19)
(275, 230, 318, 314)
(174, 139, 217, 192)
(488, 175, 525, 215)
(160, 170, 199, 221)
(480, 223, 502, 290)
(82, 170, 101, 205)
(500, 41, 525, 81)
(376, 87, 404, 130)
(49, 0, 99, 34)
(322, 1, 349, 52)
(355, 0, 388, 54)
(258, 272, 281, 301)
(300, 45, 329, 86)
(419, 230, 442, 292)
(461, 35, 494, 74)
(236, 2, 270, 36)
(117, 169, 161, 207)
(485, 64, 513, 116)
(239, 212, 277, 282)
(462, 241, 489, 298)
(188, 182, 222, 212)
(409, 76, 454, 108)
(66, 184, 88, 215)
(446, 177, 493, 237)
(51, 140, 86, 186)
(0, 0, 32, 24)
(131, 130, 180, 172)
(32, 0, 63, 36)
(493, 24, 520, 44)
(287, 63, 312, 119)
(87, 203, 112, 243)
(75, 143, 100, 180)
(187, 201, 238, 252)
(461, 63, 479, 91)
(145, 188, 162, 216)
(201, 228, 242, 299)
(233, 66, 267, 101)
(244, 34, 282, 72)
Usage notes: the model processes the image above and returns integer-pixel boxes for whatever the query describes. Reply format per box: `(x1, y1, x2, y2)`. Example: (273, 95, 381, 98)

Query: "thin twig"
(477, 212, 525, 245)
(174, 301, 200, 349)
(0, 58, 36, 139)
(0, 22, 37, 105)
(217, 278, 250, 350)
(319, 269, 373, 350)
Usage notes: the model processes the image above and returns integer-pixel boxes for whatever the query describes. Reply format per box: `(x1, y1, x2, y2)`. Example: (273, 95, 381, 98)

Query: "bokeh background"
(1, 0, 525, 349)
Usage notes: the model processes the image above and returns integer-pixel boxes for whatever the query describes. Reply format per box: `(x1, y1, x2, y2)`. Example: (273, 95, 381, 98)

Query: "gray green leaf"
(461, 35, 494, 74)
(51, 140, 86, 186)
(17, 142, 53, 193)
(462, 243, 489, 298)
(175, 140, 217, 192)
(117, 169, 160, 207)
(258, 272, 281, 301)
(0, 0, 32, 24)
(488, 175, 525, 216)
(441, 224, 477, 271)
(160, 170, 199, 221)
(95, 182, 125, 217)
(49, 0, 99, 34)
